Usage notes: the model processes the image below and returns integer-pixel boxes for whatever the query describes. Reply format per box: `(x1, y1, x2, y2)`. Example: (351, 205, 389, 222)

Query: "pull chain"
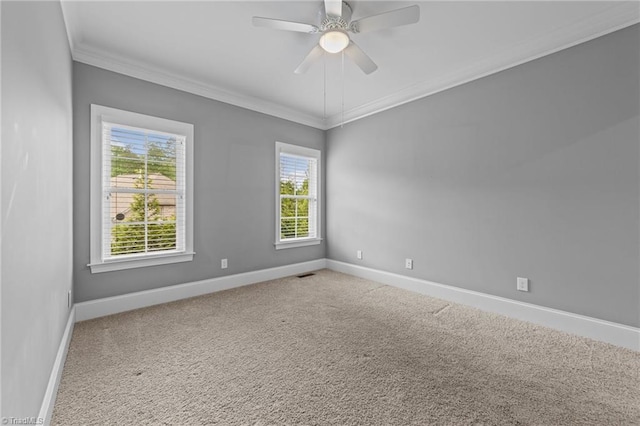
(323, 52, 327, 121)
(341, 51, 345, 128)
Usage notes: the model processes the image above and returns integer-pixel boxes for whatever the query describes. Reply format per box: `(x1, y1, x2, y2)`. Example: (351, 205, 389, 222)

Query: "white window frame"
(89, 105, 194, 273)
(275, 142, 322, 250)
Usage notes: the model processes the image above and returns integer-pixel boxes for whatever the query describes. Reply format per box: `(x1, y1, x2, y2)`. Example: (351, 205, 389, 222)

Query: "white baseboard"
(75, 259, 327, 322)
(39, 306, 75, 426)
(326, 260, 640, 351)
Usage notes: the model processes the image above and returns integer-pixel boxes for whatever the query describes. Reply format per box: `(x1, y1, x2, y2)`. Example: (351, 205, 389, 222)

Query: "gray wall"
(326, 25, 640, 327)
(1, 1, 74, 418)
(73, 63, 326, 302)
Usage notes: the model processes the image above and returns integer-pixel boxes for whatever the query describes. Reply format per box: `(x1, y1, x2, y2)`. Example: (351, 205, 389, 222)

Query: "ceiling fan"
(253, 1, 420, 75)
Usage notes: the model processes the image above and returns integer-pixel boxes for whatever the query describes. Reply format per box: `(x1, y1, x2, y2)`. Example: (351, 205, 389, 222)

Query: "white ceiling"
(61, 1, 639, 129)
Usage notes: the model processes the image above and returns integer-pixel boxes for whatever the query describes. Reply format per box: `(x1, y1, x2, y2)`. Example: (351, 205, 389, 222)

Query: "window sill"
(88, 251, 195, 273)
(275, 238, 322, 250)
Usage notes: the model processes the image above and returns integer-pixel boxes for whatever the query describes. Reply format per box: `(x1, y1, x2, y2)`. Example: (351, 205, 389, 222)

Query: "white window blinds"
(102, 122, 186, 259)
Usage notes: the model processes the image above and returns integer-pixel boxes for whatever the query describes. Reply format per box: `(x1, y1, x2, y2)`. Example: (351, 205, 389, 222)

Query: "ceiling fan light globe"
(319, 31, 350, 53)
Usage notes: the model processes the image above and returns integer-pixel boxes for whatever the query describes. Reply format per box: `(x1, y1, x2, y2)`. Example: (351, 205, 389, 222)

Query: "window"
(275, 142, 321, 249)
(89, 105, 194, 273)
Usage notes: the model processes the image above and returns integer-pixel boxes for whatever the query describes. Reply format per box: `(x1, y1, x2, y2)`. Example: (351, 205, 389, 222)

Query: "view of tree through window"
(107, 126, 180, 256)
(279, 154, 316, 240)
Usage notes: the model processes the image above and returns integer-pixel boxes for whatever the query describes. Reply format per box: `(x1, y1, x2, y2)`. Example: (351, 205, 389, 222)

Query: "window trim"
(275, 142, 322, 250)
(89, 104, 194, 273)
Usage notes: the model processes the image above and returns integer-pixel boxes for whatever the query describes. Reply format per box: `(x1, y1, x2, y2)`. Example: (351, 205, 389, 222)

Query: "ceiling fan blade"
(252, 17, 318, 33)
(344, 42, 378, 75)
(294, 45, 325, 74)
(351, 5, 420, 33)
(325, 0, 342, 17)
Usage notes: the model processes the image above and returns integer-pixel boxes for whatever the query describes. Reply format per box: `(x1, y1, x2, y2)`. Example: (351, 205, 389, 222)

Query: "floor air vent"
(297, 273, 315, 278)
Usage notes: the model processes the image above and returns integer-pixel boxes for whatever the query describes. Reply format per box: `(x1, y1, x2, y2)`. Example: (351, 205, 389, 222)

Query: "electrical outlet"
(517, 277, 529, 292)
(221, 258, 228, 269)
(357, 250, 363, 260)
(405, 258, 413, 270)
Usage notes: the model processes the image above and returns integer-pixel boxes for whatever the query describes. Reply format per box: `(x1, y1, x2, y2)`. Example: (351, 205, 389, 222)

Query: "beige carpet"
(53, 269, 640, 425)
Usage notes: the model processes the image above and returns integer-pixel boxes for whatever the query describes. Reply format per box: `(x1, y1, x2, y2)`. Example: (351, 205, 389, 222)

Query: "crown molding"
(66, 2, 638, 131)
(71, 44, 327, 130)
(325, 1, 640, 129)
(60, 0, 78, 53)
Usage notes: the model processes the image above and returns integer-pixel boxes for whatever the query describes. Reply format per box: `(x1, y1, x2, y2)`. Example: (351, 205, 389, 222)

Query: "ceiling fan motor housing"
(321, 16, 349, 32)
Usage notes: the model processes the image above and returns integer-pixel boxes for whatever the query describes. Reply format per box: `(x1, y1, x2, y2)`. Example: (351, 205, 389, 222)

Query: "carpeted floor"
(53, 269, 640, 425)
